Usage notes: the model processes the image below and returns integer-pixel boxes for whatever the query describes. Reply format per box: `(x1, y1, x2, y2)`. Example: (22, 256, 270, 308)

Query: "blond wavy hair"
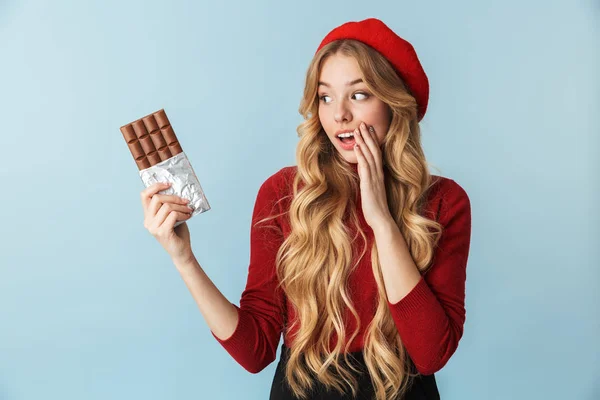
(256, 39, 444, 399)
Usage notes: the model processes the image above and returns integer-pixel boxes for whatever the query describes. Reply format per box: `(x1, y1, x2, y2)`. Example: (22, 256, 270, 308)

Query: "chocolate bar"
(120, 109, 184, 170)
(120, 108, 210, 226)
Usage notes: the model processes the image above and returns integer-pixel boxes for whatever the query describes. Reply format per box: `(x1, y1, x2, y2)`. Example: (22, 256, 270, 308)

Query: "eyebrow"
(318, 78, 363, 88)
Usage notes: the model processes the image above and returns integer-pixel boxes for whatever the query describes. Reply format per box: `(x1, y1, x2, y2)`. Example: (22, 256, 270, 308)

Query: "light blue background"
(1, 1, 598, 399)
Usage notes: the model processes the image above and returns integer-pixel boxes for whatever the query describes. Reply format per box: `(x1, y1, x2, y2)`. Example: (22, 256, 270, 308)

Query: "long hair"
(256, 39, 444, 400)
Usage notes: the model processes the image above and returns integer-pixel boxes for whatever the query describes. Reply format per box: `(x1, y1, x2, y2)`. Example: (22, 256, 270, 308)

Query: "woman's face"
(317, 53, 391, 164)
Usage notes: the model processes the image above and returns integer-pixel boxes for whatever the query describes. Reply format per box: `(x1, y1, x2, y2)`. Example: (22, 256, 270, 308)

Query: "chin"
(339, 152, 358, 163)
(330, 141, 359, 163)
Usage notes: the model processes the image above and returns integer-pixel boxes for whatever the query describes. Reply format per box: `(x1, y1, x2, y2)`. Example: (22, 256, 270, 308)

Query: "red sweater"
(212, 164, 472, 376)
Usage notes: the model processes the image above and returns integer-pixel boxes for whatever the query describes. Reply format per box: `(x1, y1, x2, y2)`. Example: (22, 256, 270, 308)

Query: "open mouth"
(337, 134, 356, 149)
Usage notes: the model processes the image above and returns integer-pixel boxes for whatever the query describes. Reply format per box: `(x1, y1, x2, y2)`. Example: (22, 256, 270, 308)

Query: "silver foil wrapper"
(139, 151, 210, 227)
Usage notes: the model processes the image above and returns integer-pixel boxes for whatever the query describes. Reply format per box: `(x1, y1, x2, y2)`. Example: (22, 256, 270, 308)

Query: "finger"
(165, 202, 194, 215)
(141, 182, 171, 209)
(159, 211, 179, 234)
(353, 143, 370, 182)
(359, 123, 383, 178)
(366, 124, 383, 177)
(147, 193, 190, 219)
(158, 210, 192, 234)
(149, 202, 171, 230)
(355, 125, 376, 176)
(152, 203, 191, 230)
(155, 193, 191, 206)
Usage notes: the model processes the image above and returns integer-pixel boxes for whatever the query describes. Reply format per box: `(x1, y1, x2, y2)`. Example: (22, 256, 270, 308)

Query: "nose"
(334, 99, 352, 123)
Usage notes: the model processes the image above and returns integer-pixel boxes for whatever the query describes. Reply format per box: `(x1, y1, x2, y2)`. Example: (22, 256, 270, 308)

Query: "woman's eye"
(319, 92, 368, 103)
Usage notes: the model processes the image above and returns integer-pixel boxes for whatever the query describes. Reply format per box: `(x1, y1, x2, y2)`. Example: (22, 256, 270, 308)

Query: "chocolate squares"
(120, 109, 184, 171)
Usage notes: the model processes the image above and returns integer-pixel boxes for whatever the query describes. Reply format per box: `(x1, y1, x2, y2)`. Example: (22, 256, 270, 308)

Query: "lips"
(337, 135, 357, 150)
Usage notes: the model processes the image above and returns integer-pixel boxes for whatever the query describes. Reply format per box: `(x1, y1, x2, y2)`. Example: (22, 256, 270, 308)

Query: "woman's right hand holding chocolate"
(141, 182, 194, 262)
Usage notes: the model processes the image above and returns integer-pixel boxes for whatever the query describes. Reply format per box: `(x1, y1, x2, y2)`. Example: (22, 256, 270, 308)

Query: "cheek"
(373, 108, 390, 126)
(374, 114, 391, 138)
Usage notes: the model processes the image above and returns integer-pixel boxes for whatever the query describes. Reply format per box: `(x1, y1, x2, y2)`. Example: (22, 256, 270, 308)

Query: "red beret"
(315, 18, 429, 121)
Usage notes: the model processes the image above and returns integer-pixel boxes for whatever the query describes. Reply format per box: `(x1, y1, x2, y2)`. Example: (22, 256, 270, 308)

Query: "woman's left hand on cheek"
(353, 122, 393, 229)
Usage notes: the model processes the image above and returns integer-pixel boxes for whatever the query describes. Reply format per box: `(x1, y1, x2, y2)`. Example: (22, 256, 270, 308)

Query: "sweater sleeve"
(211, 172, 286, 374)
(386, 179, 472, 375)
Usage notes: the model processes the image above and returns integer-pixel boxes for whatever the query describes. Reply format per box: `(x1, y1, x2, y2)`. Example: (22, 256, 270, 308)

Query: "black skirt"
(269, 344, 440, 400)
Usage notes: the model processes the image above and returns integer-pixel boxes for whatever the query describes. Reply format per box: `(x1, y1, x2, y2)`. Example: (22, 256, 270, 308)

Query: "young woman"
(140, 18, 471, 400)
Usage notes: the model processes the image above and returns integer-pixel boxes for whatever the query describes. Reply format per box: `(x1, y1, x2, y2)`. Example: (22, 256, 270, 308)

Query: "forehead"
(319, 53, 362, 84)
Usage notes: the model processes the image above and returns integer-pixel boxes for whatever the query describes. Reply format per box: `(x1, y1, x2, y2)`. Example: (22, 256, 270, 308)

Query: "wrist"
(372, 217, 398, 236)
(172, 252, 197, 270)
